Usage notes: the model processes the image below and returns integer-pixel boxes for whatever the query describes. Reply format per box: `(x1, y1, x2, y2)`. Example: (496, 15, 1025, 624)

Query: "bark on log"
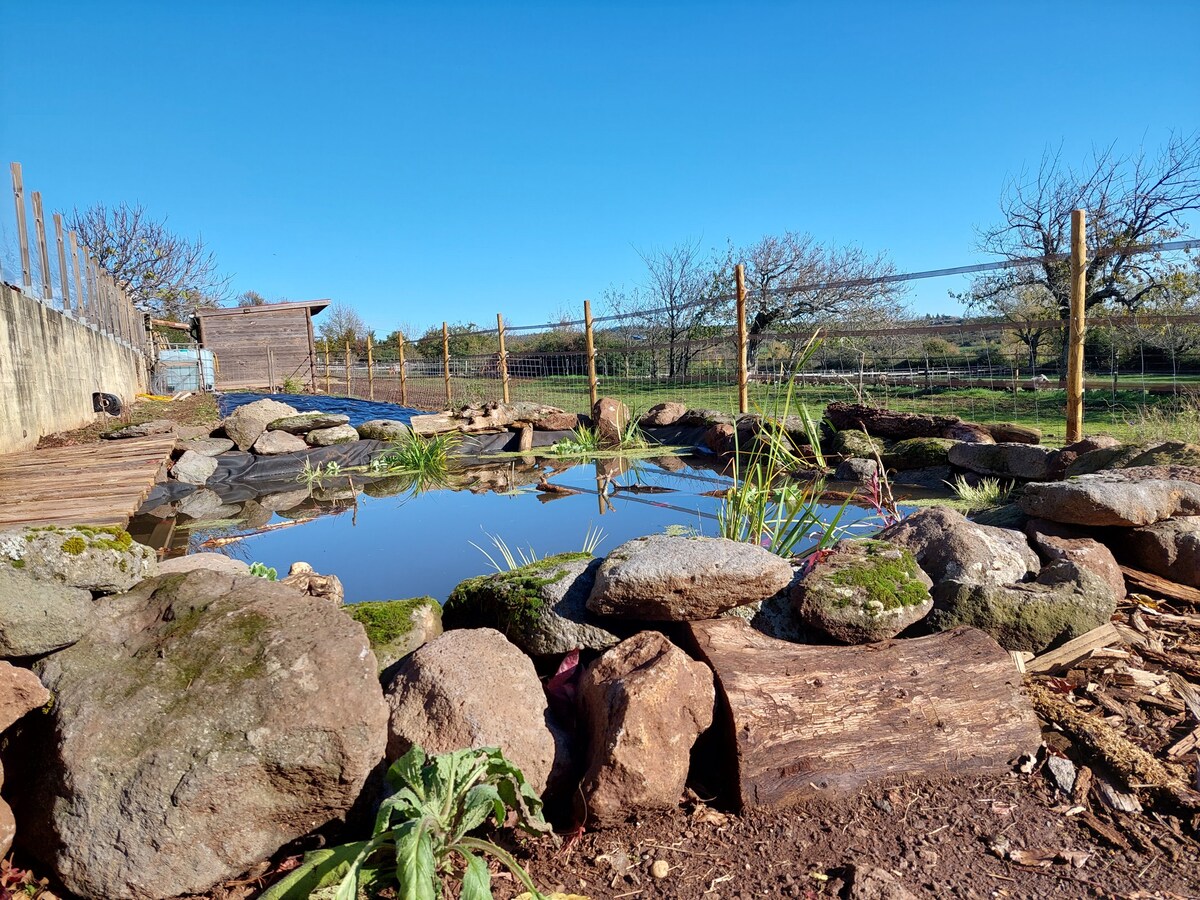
(825, 402, 963, 439)
(686, 620, 1041, 809)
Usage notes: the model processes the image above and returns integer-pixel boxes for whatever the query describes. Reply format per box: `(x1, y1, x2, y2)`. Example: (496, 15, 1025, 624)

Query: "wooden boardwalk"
(0, 435, 177, 529)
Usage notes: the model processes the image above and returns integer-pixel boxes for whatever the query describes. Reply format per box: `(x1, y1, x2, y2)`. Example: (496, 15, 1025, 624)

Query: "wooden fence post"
(324, 340, 331, 394)
(31, 191, 53, 300)
(736, 263, 749, 414)
(584, 299, 598, 409)
(496, 313, 511, 404)
(1066, 208, 1087, 444)
(53, 213, 70, 311)
(344, 341, 352, 397)
(442, 322, 453, 407)
(10, 163, 32, 291)
(367, 334, 375, 400)
(68, 231, 85, 320)
(397, 333, 409, 406)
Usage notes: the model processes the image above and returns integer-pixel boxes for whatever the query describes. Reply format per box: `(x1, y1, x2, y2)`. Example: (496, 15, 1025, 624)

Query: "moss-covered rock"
(927, 560, 1118, 653)
(444, 553, 620, 656)
(1, 524, 155, 593)
(828, 428, 885, 460)
(791, 539, 933, 644)
(882, 437, 957, 470)
(348, 597, 442, 671)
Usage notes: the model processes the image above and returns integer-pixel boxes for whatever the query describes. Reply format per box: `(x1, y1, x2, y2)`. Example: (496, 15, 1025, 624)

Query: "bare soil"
(36, 393, 220, 448)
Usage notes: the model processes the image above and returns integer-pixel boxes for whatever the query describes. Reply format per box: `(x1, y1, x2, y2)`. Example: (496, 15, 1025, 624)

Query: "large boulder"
(834, 457, 882, 483)
(347, 598, 443, 673)
(592, 397, 630, 447)
(2, 525, 156, 593)
(0, 660, 51, 731)
(251, 430, 308, 455)
(792, 539, 933, 644)
(0, 567, 92, 657)
(19, 569, 388, 900)
(947, 443, 1059, 481)
(221, 398, 298, 450)
(879, 507, 1039, 587)
(943, 422, 995, 444)
(587, 535, 794, 621)
(982, 422, 1042, 444)
(1024, 519, 1126, 602)
(1124, 517, 1200, 589)
(828, 428, 884, 460)
(639, 402, 688, 428)
(175, 488, 229, 520)
(824, 403, 960, 439)
(928, 560, 1117, 652)
(882, 437, 957, 470)
(444, 554, 621, 656)
(384, 628, 569, 796)
(171, 449, 218, 484)
(157, 553, 251, 577)
(306, 424, 360, 447)
(267, 412, 350, 434)
(356, 419, 411, 441)
(1119, 441, 1200, 469)
(577, 632, 714, 826)
(1021, 473, 1200, 527)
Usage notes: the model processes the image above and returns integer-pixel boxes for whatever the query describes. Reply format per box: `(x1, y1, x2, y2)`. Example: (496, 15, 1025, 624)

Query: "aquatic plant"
(470, 532, 542, 573)
(248, 562, 278, 581)
(378, 430, 459, 490)
(261, 745, 552, 900)
(579, 523, 607, 555)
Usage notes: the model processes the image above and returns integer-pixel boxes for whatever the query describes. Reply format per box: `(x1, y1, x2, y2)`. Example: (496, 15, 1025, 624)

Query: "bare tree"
(237, 290, 269, 307)
(69, 202, 230, 319)
(972, 134, 1200, 324)
(725, 232, 905, 366)
(636, 241, 729, 379)
(965, 283, 1060, 368)
(317, 302, 368, 348)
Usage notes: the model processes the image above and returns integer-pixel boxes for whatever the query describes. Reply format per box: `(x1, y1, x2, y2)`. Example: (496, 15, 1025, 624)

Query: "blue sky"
(2, 1, 1197, 335)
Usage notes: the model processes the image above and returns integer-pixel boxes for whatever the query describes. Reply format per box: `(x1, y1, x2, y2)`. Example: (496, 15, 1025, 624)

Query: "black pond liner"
(216, 392, 420, 428)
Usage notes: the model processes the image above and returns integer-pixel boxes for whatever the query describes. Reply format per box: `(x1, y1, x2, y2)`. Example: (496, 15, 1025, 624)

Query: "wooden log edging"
(686, 619, 1042, 810)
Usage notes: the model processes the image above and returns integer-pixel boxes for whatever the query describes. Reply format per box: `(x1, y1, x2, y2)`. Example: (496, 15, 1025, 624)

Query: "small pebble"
(650, 859, 670, 879)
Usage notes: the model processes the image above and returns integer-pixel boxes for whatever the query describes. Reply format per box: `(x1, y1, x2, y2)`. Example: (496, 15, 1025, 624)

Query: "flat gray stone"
(880, 506, 1039, 587)
(172, 450, 217, 485)
(305, 424, 360, 446)
(0, 566, 93, 657)
(176, 436, 234, 457)
(0, 526, 156, 594)
(102, 420, 175, 440)
(175, 488, 226, 520)
(587, 535, 794, 621)
(266, 412, 350, 434)
(948, 443, 1059, 481)
(251, 430, 308, 455)
(157, 553, 251, 577)
(1021, 475, 1200, 527)
(356, 419, 411, 441)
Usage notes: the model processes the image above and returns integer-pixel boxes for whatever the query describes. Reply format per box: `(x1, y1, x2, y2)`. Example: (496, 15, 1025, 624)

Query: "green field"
(335, 372, 1200, 447)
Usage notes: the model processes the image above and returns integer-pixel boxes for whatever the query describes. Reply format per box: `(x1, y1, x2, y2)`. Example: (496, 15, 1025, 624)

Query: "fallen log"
(824, 402, 962, 439)
(1121, 565, 1200, 607)
(686, 620, 1041, 809)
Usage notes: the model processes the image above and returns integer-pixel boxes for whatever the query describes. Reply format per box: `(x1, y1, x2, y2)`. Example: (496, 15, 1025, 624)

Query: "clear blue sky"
(2, 1, 1197, 335)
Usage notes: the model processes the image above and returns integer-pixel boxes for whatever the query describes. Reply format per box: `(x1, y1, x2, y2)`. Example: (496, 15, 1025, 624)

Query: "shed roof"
(193, 299, 331, 318)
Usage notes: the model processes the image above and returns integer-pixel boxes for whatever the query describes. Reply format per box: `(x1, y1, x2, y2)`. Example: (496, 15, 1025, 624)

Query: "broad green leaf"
(259, 843, 367, 900)
(388, 745, 428, 794)
(396, 819, 438, 900)
(458, 851, 493, 900)
(374, 786, 425, 834)
(453, 783, 503, 842)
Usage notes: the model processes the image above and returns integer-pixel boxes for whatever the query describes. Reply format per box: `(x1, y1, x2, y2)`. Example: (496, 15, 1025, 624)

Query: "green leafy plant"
(378, 430, 460, 490)
(249, 561, 278, 580)
(262, 745, 553, 900)
(281, 376, 305, 394)
(546, 425, 602, 458)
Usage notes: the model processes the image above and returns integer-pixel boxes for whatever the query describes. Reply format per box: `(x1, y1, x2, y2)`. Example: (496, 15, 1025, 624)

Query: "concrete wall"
(0, 282, 147, 453)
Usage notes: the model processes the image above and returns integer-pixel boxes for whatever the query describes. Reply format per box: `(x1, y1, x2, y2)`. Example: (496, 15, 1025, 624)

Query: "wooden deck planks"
(0, 435, 177, 529)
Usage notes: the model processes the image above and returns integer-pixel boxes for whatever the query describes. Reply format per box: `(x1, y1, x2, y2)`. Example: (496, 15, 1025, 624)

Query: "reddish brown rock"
(1124, 517, 1200, 589)
(943, 422, 995, 444)
(577, 632, 714, 825)
(982, 422, 1042, 445)
(704, 422, 735, 455)
(532, 410, 585, 431)
(1021, 473, 1200, 527)
(0, 661, 51, 731)
(639, 402, 688, 428)
(0, 798, 14, 859)
(592, 397, 630, 447)
(1024, 518, 1125, 602)
(825, 403, 961, 439)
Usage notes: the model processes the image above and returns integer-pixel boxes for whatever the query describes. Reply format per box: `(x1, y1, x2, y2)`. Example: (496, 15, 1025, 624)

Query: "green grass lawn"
(341, 373, 1200, 446)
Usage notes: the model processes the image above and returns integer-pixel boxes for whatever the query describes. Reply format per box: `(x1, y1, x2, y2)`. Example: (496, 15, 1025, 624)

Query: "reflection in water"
(129, 452, 899, 604)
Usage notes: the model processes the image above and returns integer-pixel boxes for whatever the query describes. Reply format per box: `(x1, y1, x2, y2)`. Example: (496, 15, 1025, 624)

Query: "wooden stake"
(53, 213, 70, 310)
(584, 299, 598, 409)
(324, 340, 331, 394)
(397, 332, 408, 405)
(442, 321, 452, 407)
(497, 313, 511, 404)
(1066, 208, 1087, 443)
(736, 263, 749, 414)
(68, 231, 85, 320)
(31, 191, 53, 300)
(10, 163, 32, 291)
(344, 340, 352, 397)
(367, 334, 375, 400)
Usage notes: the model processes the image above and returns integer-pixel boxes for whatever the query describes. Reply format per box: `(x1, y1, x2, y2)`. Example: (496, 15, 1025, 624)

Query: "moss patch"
(349, 598, 439, 648)
(827, 540, 929, 612)
(444, 552, 590, 634)
(882, 437, 956, 470)
(60, 536, 87, 555)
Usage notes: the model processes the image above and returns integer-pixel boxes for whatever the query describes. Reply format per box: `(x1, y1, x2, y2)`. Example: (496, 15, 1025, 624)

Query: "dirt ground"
(488, 772, 1199, 900)
(35, 393, 220, 448)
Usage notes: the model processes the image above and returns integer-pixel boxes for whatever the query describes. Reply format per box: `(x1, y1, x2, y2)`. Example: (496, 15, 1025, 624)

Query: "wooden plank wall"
(201, 308, 312, 390)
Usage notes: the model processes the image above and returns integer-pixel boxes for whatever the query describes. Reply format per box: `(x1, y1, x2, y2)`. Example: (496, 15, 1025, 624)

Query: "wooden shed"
(194, 300, 329, 391)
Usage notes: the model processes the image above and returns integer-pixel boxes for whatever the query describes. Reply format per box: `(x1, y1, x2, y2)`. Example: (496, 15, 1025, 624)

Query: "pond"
(129, 394, 905, 603)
